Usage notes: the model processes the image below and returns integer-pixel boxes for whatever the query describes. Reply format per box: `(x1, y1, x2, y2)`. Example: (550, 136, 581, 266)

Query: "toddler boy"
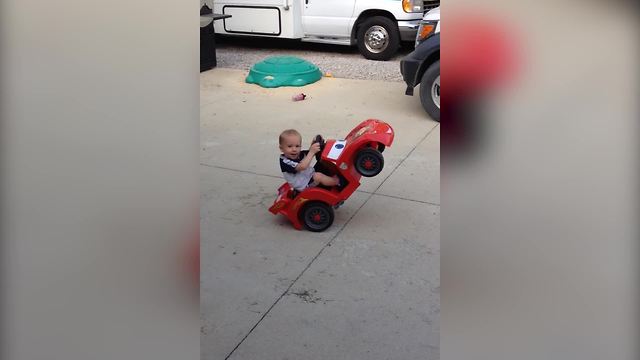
(279, 129, 339, 191)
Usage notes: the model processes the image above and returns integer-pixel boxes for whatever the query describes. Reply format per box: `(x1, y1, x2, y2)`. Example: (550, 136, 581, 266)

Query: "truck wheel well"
(418, 50, 440, 84)
(351, 10, 397, 43)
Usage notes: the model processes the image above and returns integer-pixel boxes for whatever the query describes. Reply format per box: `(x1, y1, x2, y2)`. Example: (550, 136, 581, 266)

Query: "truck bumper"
(400, 33, 440, 96)
(400, 56, 421, 95)
(397, 19, 420, 42)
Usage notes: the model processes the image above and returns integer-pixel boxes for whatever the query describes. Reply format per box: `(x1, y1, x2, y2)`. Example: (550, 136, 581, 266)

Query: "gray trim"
(397, 19, 420, 41)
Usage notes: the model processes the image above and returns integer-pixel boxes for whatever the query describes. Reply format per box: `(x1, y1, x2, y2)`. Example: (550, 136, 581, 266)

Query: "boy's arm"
(294, 151, 315, 171)
(295, 143, 320, 171)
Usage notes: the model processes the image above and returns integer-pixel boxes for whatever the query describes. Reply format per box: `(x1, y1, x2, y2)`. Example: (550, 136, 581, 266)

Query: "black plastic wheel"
(300, 201, 334, 232)
(354, 148, 384, 177)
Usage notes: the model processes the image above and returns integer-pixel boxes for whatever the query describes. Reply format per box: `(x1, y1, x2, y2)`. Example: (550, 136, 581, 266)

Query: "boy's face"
(279, 134, 302, 159)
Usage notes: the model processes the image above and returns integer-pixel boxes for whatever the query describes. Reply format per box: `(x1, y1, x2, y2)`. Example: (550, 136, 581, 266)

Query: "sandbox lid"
(245, 56, 322, 88)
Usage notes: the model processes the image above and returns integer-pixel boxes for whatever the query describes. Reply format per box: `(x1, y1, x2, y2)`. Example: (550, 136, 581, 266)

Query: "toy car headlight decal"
(327, 140, 347, 160)
(354, 126, 370, 139)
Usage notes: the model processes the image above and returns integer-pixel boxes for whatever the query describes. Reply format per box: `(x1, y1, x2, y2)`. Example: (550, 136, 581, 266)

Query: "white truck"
(205, 0, 439, 61)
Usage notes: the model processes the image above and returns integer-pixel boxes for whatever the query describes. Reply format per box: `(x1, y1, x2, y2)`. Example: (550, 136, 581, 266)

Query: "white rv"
(206, 0, 439, 61)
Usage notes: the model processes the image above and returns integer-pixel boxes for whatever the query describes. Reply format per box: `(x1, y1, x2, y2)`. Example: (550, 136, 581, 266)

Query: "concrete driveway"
(201, 68, 440, 360)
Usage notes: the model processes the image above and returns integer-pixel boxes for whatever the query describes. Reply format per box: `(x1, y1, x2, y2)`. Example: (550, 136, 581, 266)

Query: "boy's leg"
(313, 160, 330, 175)
(313, 172, 339, 187)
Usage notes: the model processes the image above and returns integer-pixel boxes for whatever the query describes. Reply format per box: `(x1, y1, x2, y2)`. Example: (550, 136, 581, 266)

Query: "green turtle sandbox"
(246, 56, 322, 88)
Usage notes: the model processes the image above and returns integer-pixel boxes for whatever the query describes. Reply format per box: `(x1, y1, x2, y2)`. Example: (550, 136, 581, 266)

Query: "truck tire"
(356, 16, 400, 61)
(420, 60, 440, 121)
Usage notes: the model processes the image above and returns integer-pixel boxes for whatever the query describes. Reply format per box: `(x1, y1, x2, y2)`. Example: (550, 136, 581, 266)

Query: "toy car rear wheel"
(300, 201, 334, 232)
(355, 148, 384, 177)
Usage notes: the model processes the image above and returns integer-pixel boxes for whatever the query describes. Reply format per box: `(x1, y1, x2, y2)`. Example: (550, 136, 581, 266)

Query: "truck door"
(214, 0, 303, 38)
(302, 0, 356, 38)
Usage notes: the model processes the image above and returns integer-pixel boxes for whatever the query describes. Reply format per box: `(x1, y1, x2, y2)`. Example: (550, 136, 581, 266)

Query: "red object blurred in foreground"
(441, 13, 519, 153)
(442, 13, 519, 96)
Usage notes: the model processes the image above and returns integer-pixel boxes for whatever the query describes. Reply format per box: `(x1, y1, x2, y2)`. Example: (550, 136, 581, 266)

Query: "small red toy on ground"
(269, 119, 395, 231)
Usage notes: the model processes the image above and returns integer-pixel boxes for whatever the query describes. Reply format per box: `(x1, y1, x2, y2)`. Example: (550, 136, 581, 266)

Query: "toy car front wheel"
(301, 201, 334, 232)
(355, 148, 384, 177)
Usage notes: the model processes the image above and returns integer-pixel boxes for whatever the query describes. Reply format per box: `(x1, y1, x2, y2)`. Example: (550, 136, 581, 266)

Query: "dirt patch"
(289, 289, 333, 304)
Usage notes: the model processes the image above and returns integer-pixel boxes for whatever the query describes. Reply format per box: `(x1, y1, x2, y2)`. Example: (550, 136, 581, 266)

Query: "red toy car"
(269, 119, 395, 231)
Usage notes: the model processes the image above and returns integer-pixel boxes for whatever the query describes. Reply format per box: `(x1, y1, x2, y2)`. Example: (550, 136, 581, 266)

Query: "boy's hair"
(279, 129, 301, 144)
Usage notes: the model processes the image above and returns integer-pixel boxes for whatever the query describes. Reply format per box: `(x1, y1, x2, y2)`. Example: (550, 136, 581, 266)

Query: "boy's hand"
(296, 142, 321, 172)
(309, 142, 321, 154)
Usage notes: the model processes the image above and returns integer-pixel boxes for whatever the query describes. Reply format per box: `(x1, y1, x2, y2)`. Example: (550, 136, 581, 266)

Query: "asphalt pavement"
(200, 68, 439, 360)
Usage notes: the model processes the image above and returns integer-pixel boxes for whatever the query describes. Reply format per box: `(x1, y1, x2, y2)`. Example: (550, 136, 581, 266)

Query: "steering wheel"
(313, 134, 325, 161)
